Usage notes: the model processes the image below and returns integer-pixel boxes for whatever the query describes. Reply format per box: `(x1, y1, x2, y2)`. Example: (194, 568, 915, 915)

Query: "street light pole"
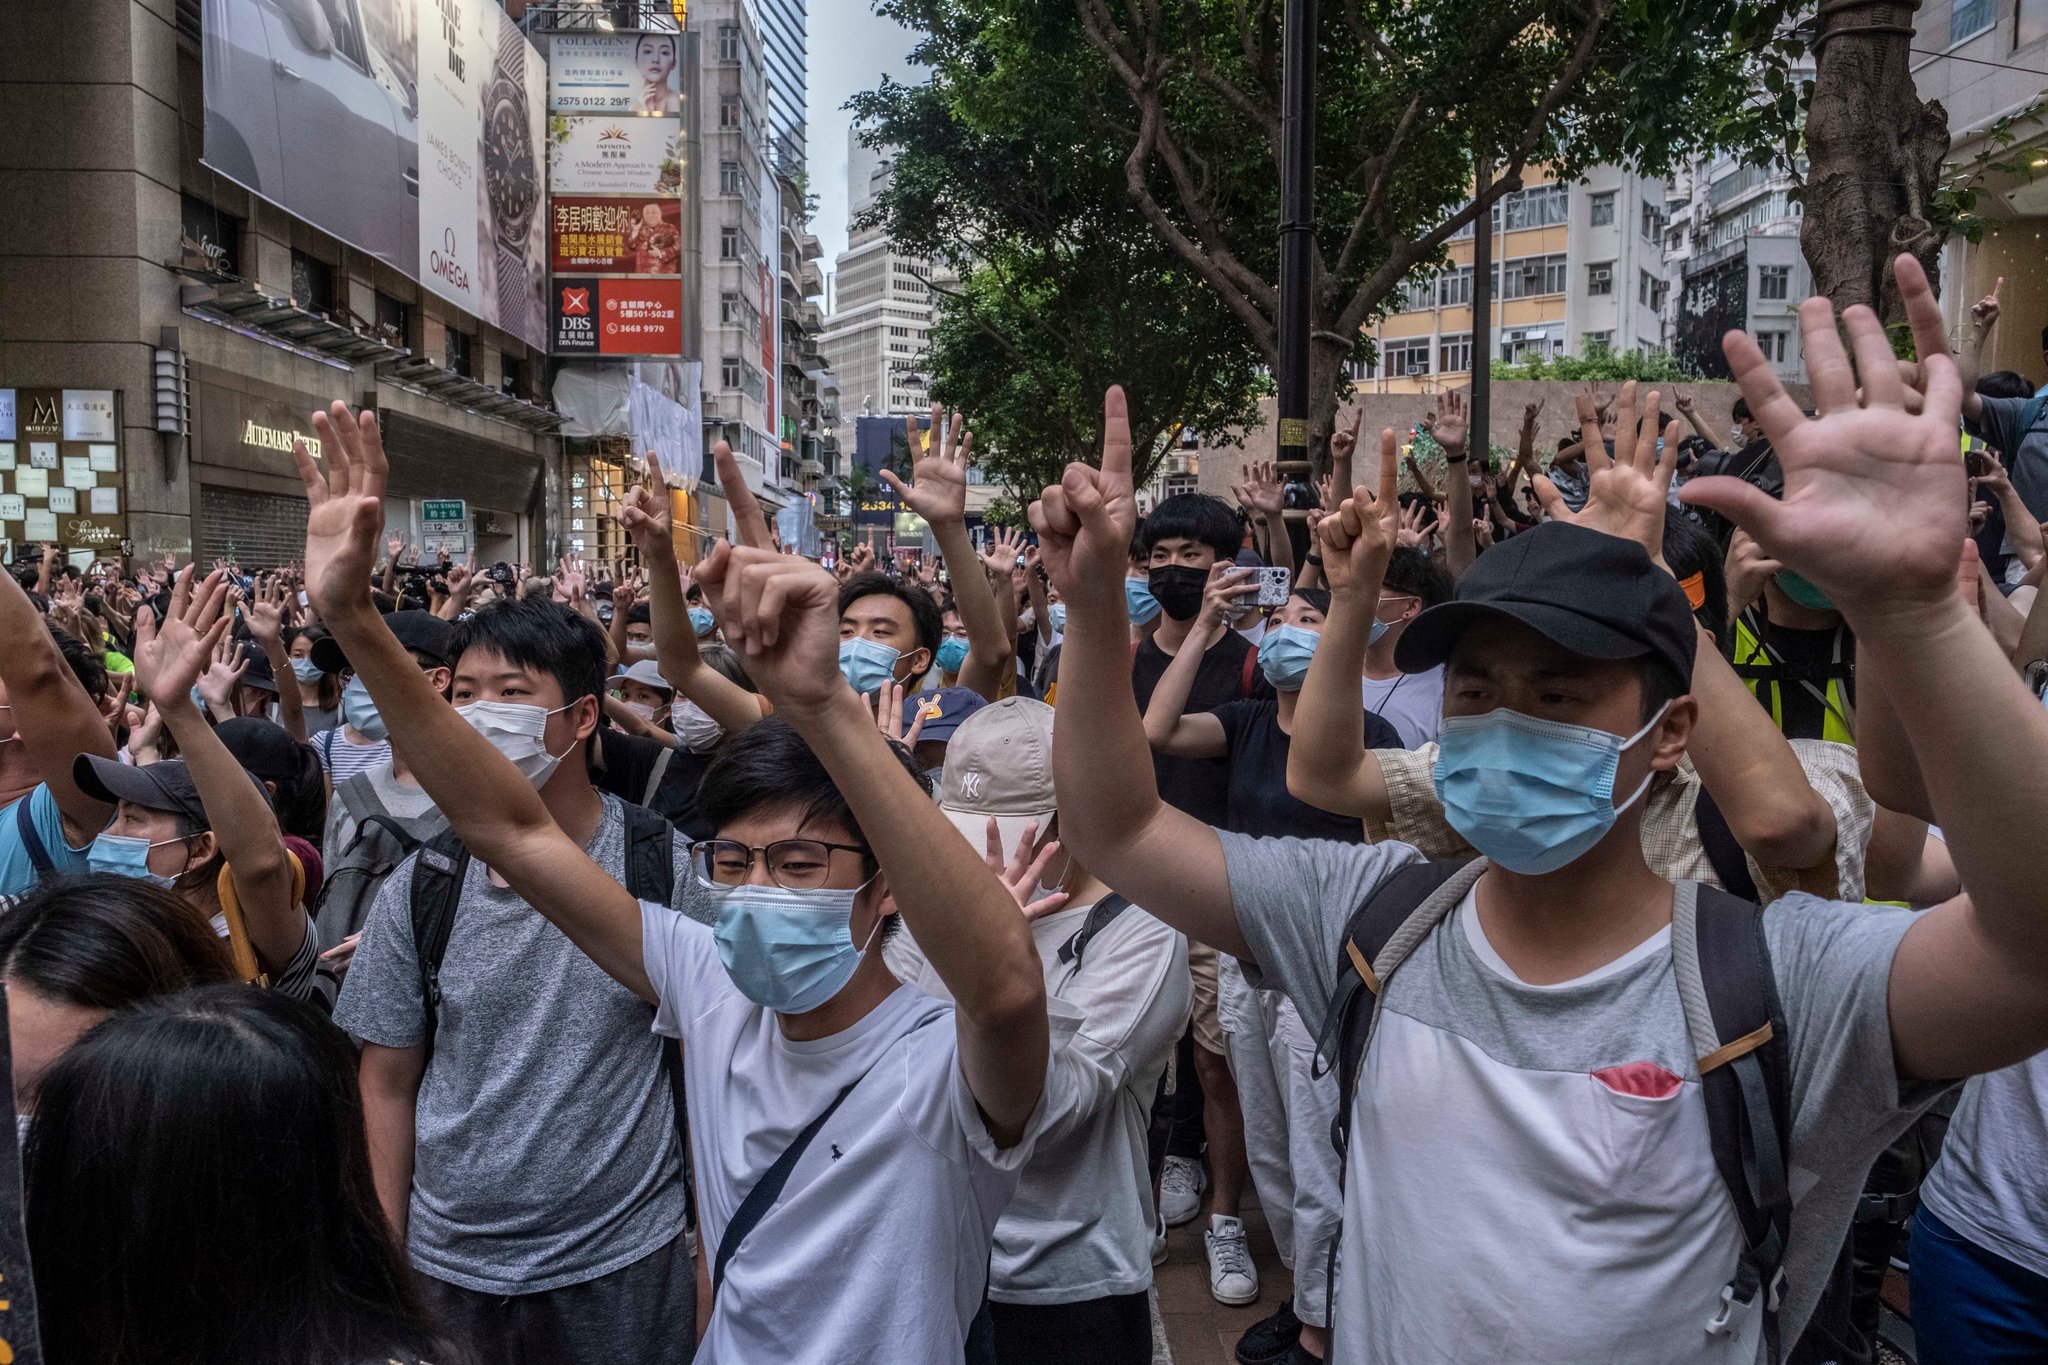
(1276, 0, 1316, 478)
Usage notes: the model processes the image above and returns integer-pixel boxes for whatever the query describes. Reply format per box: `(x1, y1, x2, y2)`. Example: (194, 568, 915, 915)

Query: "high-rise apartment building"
(1662, 149, 1813, 384)
(1351, 166, 1677, 393)
(756, 0, 808, 169)
(818, 134, 946, 418)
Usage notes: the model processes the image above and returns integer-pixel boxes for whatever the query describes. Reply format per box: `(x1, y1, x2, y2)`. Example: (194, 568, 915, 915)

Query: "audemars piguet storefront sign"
(0, 387, 127, 554)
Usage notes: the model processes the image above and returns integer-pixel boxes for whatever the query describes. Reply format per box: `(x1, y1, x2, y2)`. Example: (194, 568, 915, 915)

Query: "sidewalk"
(1153, 1195, 1295, 1365)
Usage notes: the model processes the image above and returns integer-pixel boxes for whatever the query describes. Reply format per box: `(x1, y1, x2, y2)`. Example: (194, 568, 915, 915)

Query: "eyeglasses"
(692, 839, 869, 890)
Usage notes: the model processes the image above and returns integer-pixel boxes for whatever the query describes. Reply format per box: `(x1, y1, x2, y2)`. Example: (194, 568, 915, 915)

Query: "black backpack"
(407, 802, 693, 1226)
(1316, 858, 1853, 1365)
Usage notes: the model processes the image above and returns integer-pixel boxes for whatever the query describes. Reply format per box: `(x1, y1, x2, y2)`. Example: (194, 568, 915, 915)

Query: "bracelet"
(1444, 453, 1468, 464)
(1304, 553, 1324, 567)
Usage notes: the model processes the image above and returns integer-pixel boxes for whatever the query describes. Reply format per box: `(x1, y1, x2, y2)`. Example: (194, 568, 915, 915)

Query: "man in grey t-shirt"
(335, 600, 698, 1365)
(1033, 267, 2048, 1362)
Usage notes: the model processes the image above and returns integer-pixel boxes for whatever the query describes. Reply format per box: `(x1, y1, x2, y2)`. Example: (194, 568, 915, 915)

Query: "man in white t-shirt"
(1029, 262, 2048, 1362)
(1354, 546, 1450, 748)
(304, 411, 1061, 1365)
(892, 696, 1190, 1363)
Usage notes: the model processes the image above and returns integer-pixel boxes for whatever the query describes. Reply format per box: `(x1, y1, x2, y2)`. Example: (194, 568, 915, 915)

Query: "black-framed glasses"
(691, 839, 869, 890)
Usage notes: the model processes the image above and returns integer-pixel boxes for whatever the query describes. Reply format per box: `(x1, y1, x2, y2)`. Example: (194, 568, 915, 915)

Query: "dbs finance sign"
(551, 276, 681, 356)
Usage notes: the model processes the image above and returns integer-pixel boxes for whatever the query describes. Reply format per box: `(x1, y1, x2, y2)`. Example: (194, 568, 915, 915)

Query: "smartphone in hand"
(1256, 566, 1291, 607)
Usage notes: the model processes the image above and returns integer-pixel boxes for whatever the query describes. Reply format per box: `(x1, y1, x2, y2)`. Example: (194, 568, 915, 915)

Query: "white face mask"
(619, 698, 660, 723)
(457, 699, 576, 787)
(671, 697, 723, 753)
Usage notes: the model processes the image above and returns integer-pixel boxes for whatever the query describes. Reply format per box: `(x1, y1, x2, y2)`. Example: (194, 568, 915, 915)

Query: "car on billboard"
(201, 0, 421, 277)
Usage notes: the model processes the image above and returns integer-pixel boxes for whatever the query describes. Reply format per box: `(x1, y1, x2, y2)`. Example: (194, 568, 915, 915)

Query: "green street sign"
(421, 499, 466, 523)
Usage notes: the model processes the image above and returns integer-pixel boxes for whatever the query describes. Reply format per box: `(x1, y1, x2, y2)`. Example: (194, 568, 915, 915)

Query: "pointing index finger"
(1101, 386, 1133, 482)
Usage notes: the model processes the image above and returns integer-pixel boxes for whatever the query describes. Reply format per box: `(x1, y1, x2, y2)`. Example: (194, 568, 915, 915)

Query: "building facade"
(818, 136, 945, 418)
(1351, 165, 1676, 395)
(1916, 0, 2048, 383)
(1661, 147, 1813, 384)
(6, 0, 561, 574)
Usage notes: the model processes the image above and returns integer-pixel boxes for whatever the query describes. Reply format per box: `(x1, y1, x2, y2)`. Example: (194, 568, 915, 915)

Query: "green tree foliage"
(857, 0, 1799, 472)
(1489, 340, 1702, 382)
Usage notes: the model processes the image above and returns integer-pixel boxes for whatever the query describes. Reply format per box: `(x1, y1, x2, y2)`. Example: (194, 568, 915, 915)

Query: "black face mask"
(1147, 565, 1210, 622)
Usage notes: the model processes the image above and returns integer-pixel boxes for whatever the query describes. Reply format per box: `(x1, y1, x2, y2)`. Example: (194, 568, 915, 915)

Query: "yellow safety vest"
(1732, 613, 1855, 745)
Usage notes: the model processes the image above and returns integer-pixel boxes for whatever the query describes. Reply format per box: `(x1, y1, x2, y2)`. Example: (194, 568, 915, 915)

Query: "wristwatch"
(483, 26, 539, 335)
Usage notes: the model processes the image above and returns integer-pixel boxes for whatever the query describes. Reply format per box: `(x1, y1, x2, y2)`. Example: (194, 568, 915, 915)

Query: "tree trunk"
(1801, 2, 1949, 323)
(1299, 331, 1351, 478)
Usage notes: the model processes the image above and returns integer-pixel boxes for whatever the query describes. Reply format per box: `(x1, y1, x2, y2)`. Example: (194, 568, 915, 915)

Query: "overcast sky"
(805, 4, 926, 281)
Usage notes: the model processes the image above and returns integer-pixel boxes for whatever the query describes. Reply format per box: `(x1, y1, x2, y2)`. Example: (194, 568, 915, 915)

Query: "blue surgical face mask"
(1369, 618, 1390, 646)
(711, 880, 882, 1014)
(1774, 570, 1834, 612)
(87, 832, 187, 888)
(1432, 702, 1671, 875)
(935, 636, 970, 674)
(342, 676, 388, 741)
(839, 636, 901, 696)
(290, 657, 325, 685)
(1125, 578, 1161, 625)
(688, 606, 716, 638)
(1257, 624, 1320, 691)
(1046, 603, 1068, 633)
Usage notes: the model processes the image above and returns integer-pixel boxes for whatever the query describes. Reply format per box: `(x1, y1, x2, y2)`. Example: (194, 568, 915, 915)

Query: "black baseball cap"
(215, 717, 310, 783)
(235, 642, 278, 694)
(1394, 523, 1697, 684)
(74, 755, 210, 827)
(310, 609, 455, 674)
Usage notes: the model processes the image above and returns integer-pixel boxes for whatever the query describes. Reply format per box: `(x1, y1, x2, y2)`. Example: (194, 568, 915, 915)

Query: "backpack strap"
(1240, 643, 1259, 698)
(1692, 785, 1760, 903)
(1672, 882, 1792, 1361)
(409, 831, 472, 1062)
(713, 1072, 869, 1293)
(641, 745, 675, 811)
(1055, 894, 1131, 971)
(13, 797, 52, 878)
(1315, 857, 1483, 1167)
(619, 800, 676, 904)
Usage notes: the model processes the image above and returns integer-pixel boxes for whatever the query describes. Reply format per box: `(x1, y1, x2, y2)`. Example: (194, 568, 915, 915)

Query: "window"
(721, 162, 744, 196)
(721, 291, 741, 325)
(722, 356, 743, 390)
(1756, 330, 1789, 363)
(1500, 253, 1567, 299)
(721, 226, 741, 260)
(1757, 265, 1791, 300)
(2021, 0, 2048, 49)
(1638, 270, 1669, 312)
(1383, 339, 1431, 376)
(289, 250, 333, 314)
(1437, 266, 1472, 308)
(718, 25, 742, 61)
(720, 95, 741, 127)
(1501, 183, 1569, 230)
(1950, 0, 1994, 44)
(373, 290, 409, 345)
(180, 193, 241, 277)
(1439, 333, 1473, 374)
(1587, 262, 1614, 296)
(500, 356, 525, 398)
(444, 326, 472, 377)
(1582, 330, 1614, 352)
(1589, 191, 1616, 227)
(1640, 199, 1664, 242)
(1501, 328, 1558, 364)
(1343, 356, 1377, 382)
(1397, 276, 1438, 313)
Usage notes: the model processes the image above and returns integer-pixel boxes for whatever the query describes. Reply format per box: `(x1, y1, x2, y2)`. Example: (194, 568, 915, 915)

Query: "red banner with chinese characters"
(548, 197, 683, 275)
(597, 278, 683, 356)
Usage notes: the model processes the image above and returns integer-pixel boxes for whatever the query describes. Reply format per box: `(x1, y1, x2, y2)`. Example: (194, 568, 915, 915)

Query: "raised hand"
(1197, 564, 1259, 634)
(620, 458, 678, 561)
(385, 533, 405, 566)
(1028, 386, 1139, 609)
(1396, 501, 1429, 550)
(1971, 275, 2003, 337)
(1329, 409, 1365, 466)
(1316, 429, 1403, 599)
(848, 543, 876, 575)
(1432, 388, 1471, 452)
(979, 525, 1025, 577)
(982, 819, 1069, 922)
(553, 555, 587, 605)
(1724, 529, 1784, 615)
(866, 679, 927, 745)
(1682, 254, 1966, 620)
(196, 631, 250, 710)
(711, 441, 776, 550)
(696, 544, 845, 715)
(1522, 398, 1545, 429)
(244, 576, 289, 648)
(1674, 391, 1696, 416)
(135, 566, 235, 710)
(1234, 459, 1286, 517)
(1534, 381, 1680, 568)
(882, 407, 972, 526)
(296, 402, 390, 622)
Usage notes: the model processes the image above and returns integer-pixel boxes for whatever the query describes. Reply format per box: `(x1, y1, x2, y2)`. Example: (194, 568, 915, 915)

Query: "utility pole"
(1276, 0, 1317, 551)
(1470, 159, 1493, 459)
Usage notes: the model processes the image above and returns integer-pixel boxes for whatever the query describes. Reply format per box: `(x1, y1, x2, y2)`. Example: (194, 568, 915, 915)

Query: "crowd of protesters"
(1, 253, 2046, 1365)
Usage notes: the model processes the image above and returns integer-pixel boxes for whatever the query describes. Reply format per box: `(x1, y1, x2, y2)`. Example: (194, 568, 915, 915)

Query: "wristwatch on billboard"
(484, 25, 540, 330)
